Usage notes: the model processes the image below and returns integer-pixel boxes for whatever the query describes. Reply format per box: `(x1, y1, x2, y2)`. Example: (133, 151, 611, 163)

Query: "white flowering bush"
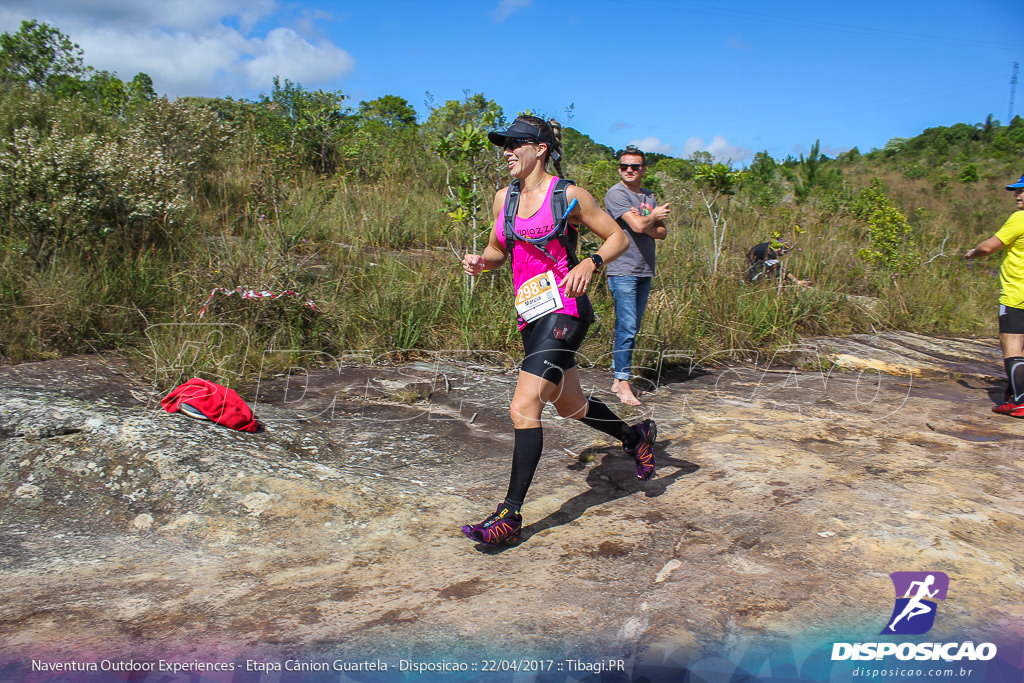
(95, 126, 188, 231)
(131, 98, 231, 186)
(0, 123, 105, 262)
(0, 114, 196, 263)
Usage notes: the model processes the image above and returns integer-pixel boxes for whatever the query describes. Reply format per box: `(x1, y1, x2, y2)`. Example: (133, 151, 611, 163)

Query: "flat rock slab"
(800, 331, 1002, 380)
(0, 336, 1022, 680)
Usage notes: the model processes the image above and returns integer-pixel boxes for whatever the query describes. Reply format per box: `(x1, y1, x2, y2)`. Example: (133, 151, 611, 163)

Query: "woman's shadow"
(473, 438, 698, 553)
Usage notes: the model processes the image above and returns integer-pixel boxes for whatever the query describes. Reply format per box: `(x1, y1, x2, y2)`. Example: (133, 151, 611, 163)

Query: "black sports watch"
(589, 253, 604, 270)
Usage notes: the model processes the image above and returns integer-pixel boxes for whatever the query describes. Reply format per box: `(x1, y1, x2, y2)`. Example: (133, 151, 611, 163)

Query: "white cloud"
(0, 0, 275, 34)
(492, 0, 532, 22)
(0, 0, 354, 98)
(242, 27, 355, 91)
(682, 135, 752, 163)
(628, 136, 675, 155)
(78, 25, 244, 95)
(682, 136, 705, 158)
(705, 135, 751, 163)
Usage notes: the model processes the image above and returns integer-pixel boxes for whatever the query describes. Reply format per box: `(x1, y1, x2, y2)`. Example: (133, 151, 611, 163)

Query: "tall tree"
(0, 19, 87, 90)
(357, 95, 416, 128)
(794, 140, 821, 203)
(127, 72, 156, 103)
(744, 150, 784, 217)
(259, 76, 349, 174)
(694, 161, 745, 277)
(422, 91, 504, 142)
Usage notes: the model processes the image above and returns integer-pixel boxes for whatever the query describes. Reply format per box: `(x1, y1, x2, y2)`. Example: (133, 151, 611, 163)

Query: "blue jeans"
(607, 275, 652, 381)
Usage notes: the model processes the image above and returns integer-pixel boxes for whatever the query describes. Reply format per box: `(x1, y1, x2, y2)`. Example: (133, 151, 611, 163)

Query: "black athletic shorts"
(999, 304, 1024, 334)
(519, 310, 591, 386)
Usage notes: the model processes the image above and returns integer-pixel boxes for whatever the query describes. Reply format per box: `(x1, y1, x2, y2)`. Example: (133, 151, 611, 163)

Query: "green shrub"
(851, 178, 917, 273)
(959, 163, 979, 183)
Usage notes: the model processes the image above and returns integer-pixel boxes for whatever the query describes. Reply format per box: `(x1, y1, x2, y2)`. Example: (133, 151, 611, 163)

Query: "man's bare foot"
(613, 380, 642, 406)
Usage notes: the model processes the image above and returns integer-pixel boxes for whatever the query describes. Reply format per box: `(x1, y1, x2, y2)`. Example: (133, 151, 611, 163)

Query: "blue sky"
(0, 0, 1019, 164)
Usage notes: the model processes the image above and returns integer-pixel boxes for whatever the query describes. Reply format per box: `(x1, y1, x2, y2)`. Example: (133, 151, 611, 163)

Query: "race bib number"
(515, 270, 564, 323)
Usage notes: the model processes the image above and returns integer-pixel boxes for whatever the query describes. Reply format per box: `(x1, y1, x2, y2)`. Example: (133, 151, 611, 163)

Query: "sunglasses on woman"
(504, 139, 540, 151)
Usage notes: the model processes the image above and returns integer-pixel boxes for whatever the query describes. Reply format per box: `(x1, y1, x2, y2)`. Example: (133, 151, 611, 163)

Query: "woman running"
(460, 115, 657, 545)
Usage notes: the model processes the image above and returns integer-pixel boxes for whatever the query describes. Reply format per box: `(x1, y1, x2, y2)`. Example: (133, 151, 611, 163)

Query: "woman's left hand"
(559, 261, 597, 298)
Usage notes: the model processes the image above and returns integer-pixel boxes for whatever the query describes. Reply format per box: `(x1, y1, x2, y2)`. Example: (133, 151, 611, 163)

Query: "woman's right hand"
(462, 253, 486, 276)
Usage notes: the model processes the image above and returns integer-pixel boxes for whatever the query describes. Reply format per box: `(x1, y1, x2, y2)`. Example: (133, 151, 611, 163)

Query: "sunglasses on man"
(619, 163, 644, 171)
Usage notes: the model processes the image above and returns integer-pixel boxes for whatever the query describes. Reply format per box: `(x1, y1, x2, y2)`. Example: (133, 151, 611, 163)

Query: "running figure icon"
(882, 571, 949, 635)
(888, 575, 938, 631)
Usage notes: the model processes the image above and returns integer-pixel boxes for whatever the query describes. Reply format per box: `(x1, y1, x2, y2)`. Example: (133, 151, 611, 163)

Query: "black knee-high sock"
(504, 427, 543, 512)
(579, 398, 639, 449)
(1006, 357, 1024, 402)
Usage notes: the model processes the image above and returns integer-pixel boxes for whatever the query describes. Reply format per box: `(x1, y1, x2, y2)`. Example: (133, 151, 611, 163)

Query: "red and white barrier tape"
(198, 287, 317, 319)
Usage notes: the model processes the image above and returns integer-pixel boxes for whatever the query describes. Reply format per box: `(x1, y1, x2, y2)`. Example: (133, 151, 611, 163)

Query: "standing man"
(603, 147, 670, 406)
(966, 172, 1024, 415)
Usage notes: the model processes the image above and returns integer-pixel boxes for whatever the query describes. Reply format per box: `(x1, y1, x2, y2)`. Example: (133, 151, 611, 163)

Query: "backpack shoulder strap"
(502, 178, 521, 263)
(551, 177, 575, 223)
(552, 178, 580, 268)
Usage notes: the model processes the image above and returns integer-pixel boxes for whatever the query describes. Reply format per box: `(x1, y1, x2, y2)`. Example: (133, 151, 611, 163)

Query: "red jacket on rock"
(161, 378, 261, 433)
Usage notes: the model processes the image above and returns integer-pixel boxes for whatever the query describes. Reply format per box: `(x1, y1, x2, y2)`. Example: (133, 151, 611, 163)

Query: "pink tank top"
(495, 177, 581, 328)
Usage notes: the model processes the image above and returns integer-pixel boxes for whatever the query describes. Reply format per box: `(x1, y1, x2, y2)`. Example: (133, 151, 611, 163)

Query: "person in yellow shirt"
(966, 173, 1024, 415)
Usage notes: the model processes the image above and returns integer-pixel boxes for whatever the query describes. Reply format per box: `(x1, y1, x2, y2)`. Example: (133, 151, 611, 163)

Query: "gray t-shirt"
(603, 181, 659, 277)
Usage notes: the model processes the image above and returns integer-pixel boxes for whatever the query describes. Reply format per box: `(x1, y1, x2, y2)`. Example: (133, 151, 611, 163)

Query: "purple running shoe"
(461, 503, 522, 545)
(625, 419, 657, 481)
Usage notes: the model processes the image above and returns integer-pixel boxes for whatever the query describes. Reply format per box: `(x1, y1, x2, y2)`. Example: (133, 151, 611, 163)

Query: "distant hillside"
(842, 115, 1024, 186)
(562, 126, 615, 165)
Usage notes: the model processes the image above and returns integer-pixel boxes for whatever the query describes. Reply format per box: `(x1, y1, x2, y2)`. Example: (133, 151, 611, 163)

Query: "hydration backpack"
(502, 177, 580, 268)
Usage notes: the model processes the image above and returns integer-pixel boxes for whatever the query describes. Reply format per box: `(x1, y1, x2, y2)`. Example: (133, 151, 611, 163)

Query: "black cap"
(487, 119, 544, 147)
(487, 120, 560, 161)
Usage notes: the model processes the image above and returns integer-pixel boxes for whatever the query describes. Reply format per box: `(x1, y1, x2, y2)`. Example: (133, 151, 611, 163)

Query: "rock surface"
(1, 333, 1022, 677)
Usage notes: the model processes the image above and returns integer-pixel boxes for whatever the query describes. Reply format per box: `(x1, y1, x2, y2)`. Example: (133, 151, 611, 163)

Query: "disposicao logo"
(831, 571, 997, 663)
(881, 571, 948, 635)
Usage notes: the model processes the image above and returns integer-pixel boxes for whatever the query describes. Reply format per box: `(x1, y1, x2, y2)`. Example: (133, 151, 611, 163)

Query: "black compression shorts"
(999, 304, 1024, 334)
(519, 312, 591, 385)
